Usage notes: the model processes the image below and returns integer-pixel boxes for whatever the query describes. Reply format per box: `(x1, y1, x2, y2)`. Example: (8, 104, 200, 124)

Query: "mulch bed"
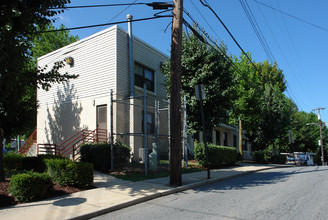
(0, 179, 85, 208)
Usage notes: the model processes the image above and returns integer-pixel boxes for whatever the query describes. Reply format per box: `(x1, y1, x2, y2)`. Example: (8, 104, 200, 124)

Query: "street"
(91, 166, 328, 220)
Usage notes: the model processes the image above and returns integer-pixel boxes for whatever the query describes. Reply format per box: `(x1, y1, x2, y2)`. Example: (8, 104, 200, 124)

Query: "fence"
(110, 88, 170, 169)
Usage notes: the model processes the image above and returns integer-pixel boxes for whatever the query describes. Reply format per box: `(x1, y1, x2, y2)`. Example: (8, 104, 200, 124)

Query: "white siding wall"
(37, 26, 118, 144)
(116, 26, 168, 98)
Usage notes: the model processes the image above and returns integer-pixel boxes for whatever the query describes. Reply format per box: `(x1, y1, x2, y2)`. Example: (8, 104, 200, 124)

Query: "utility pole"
(313, 107, 325, 166)
(170, 0, 183, 186)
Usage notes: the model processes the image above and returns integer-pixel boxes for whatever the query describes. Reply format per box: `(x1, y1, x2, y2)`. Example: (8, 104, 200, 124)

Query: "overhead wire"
(274, 1, 314, 100)
(239, 0, 275, 64)
(90, 0, 139, 35)
(183, 9, 269, 102)
(251, 0, 328, 32)
(241, 0, 305, 110)
(50, 2, 149, 9)
(198, 0, 280, 98)
(30, 16, 171, 34)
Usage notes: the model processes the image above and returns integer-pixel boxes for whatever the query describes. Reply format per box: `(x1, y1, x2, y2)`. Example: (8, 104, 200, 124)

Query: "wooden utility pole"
(170, 0, 183, 186)
(313, 107, 325, 166)
(239, 119, 243, 159)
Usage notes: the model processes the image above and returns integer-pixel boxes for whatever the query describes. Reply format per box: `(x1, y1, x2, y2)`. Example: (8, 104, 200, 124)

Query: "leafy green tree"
(162, 30, 235, 135)
(23, 23, 79, 136)
(230, 53, 292, 151)
(0, 0, 76, 181)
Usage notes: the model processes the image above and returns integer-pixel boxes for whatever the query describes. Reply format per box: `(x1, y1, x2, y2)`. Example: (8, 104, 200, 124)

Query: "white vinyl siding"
(37, 26, 117, 107)
(116, 28, 129, 97)
(115, 27, 168, 98)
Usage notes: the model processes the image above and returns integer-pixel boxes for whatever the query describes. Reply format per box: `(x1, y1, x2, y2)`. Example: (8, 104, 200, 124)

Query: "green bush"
(21, 155, 66, 173)
(271, 154, 287, 164)
(3, 152, 25, 170)
(45, 159, 93, 188)
(9, 172, 54, 203)
(252, 151, 272, 164)
(80, 142, 131, 171)
(194, 143, 238, 168)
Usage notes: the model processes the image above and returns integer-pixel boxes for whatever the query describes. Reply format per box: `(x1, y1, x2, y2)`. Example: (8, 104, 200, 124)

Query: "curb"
(69, 165, 290, 220)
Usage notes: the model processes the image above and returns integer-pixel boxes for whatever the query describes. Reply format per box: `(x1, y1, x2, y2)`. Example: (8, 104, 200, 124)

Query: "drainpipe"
(127, 14, 134, 97)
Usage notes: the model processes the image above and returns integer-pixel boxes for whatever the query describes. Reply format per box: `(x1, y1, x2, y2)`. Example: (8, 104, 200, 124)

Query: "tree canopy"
(230, 53, 292, 151)
(0, 0, 77, 180)
(162, 30, 235, 135)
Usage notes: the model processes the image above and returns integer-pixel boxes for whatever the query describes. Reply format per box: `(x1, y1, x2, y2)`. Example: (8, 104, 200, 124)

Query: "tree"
(23, 23, 79, 136)
(0, 0, 76, 181)
(162, 30, 235, 136)
(230, 53, 292, 151)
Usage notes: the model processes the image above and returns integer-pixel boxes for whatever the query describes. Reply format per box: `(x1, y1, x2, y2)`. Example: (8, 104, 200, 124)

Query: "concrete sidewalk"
(0, 163, 290, 220)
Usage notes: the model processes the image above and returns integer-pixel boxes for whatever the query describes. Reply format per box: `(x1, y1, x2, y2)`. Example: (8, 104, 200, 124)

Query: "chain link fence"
(111, 91, 170, 165)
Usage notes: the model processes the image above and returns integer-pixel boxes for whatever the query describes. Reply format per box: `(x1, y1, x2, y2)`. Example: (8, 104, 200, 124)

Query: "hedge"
(194, 143, 238, 168)
(3, 152, 25, 170)
(9, 172, 54, 203)
(80, 142, 130, 171)
(45, 159, 93, 188)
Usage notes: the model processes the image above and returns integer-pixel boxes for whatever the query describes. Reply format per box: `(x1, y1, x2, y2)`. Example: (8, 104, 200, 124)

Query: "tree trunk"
(0, 128, 5, 181)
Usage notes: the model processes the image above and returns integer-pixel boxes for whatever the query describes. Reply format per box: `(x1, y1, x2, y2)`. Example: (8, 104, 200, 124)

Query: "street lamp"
(306, 122, 325, 166)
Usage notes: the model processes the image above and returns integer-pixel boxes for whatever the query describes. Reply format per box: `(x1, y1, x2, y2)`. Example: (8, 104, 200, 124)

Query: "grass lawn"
(110, 160, 203, 182)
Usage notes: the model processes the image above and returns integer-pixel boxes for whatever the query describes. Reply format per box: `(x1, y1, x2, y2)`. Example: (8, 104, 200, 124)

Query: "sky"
(53, 0, 328, 123)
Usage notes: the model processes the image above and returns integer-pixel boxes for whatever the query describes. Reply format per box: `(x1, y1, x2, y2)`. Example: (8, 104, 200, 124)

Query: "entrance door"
(96, 105, 107, 141)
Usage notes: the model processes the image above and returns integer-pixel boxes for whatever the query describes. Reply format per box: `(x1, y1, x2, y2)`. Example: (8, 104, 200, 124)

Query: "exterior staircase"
(19, 129, 37, 155)
(19, 128, 107, 161)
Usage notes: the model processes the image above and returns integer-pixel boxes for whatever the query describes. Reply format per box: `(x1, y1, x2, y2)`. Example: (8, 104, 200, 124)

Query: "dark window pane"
(216, 130, 220, 145)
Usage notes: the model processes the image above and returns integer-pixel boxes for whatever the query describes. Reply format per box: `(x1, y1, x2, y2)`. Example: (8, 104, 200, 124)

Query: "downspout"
(127, 14, 134, 97)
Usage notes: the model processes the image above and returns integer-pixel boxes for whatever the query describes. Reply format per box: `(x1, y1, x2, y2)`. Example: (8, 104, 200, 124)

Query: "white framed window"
(135, 63, 154, 92)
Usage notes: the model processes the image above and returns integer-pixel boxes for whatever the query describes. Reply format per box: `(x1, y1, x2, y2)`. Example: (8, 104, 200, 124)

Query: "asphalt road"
(91, 166, 328, 220)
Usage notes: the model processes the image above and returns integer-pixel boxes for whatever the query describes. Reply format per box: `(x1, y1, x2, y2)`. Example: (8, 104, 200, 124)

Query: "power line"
(252, 0, 328, 32)
(31, 16, 171, 34)
(254, 1, 310, 109)
(50, 2, 148, 9)
(183, 10, 268, 101)
(239, 0, 275, 63)
(198, 0, 280, 98)
(90, 0, 139, 35)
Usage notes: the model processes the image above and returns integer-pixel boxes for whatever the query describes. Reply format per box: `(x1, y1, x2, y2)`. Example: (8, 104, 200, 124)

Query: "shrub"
(80, 142, 131, 171)
(194, 143, 238, 168)
(21, 155, 66, 173)
(271, 154, 287, 164)
(9, 172, 54, 203)
(45, 159, 93, 188)
(252, 151, 271, 164)
(3, 152, 25, 170)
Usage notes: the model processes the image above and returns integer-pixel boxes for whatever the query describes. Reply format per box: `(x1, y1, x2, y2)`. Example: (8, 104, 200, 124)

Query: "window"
(242, 139, 248, 151)
(142, 111, 155, 134)
(216, 130, 220, 145)
(223, 132, 228, 146)
(233, 135, 237, 148)
(135, 63, 154, 92)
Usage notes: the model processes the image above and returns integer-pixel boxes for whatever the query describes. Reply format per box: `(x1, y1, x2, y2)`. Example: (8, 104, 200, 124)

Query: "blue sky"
(54, 0, 328, 123)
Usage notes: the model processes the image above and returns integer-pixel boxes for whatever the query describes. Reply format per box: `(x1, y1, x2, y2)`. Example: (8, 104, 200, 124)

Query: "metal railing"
(37, 144, 58, 155)
(57, 128, 108, 160)
(19, 129, 37, 154)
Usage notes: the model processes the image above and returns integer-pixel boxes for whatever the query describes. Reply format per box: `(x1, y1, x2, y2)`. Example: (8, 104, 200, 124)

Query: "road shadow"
(194, 166, 327, 192)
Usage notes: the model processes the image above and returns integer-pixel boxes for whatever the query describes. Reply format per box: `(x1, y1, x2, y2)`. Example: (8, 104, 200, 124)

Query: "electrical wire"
(50, 2, 148, 9)
(90, 0, 139, 36)
(30, 16, 171, 34)
(252, 0, 328, 32)
(253, 2, 305, 110)
(239, 0, 275, 63)
(198, 0, 280, 98)
(183, 10, 269, 101)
